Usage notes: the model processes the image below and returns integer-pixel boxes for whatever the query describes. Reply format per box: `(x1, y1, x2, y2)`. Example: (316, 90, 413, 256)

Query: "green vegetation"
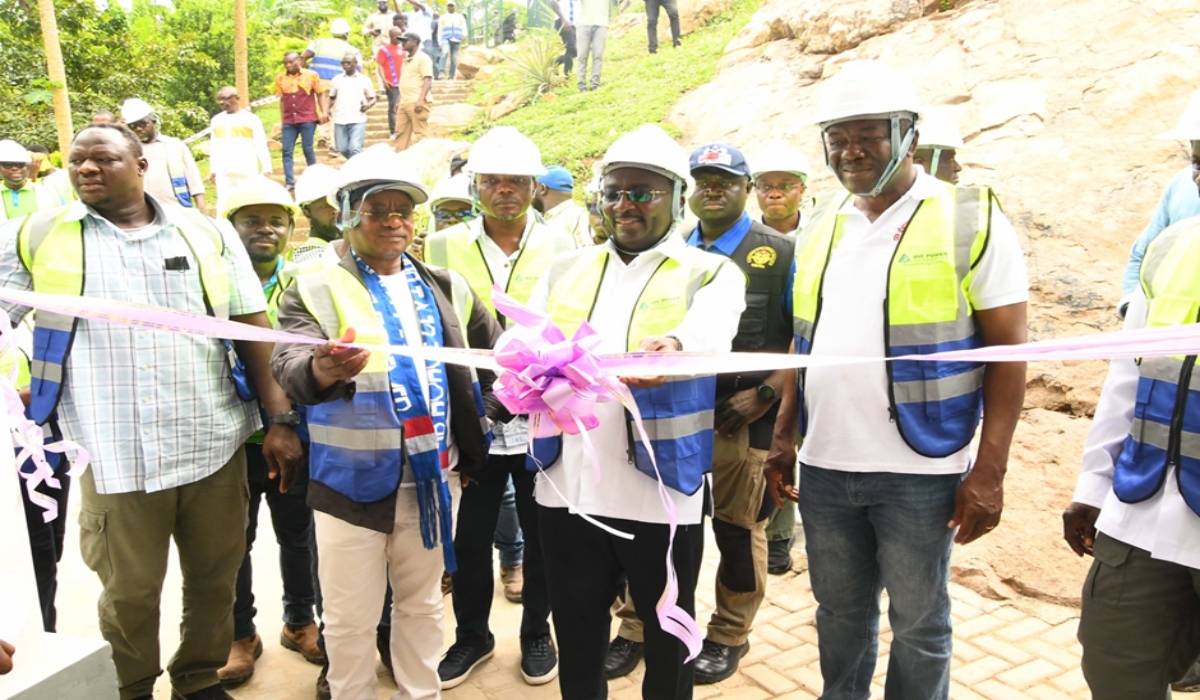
(463, 0, 762, 184)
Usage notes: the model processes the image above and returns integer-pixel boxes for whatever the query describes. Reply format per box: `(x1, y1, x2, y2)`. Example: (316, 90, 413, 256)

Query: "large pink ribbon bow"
(489, 287, 704, 662)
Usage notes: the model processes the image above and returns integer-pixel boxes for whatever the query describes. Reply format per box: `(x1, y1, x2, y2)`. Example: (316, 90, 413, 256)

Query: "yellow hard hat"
(220, 175, 302, 221)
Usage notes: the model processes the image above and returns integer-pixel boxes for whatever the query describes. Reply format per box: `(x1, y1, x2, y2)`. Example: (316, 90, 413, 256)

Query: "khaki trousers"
(316, 487, 444, 700)
(78, 449, 249, 700)
(394, 103, 430, 152)
(616, 427, 769, 646)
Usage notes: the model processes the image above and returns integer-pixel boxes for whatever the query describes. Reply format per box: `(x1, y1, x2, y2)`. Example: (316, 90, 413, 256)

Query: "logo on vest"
(897, 251, 949, 265)
(747, 246, 777, 269)
(638, 297, 680, 312)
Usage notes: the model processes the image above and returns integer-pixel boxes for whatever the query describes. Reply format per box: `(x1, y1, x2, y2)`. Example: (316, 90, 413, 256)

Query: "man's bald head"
(389, 26, 404, 43)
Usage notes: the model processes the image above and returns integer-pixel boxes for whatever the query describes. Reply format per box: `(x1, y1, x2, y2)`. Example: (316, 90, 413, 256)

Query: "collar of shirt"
(4, 180, 34, 205)
(543, 199, 578, 220)
(63, 194, 171, 240)
(686, 212, 752, 257)
(468, 214, 535, 259)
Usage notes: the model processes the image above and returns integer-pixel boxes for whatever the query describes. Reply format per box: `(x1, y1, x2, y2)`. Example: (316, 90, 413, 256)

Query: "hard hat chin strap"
(337, 182, 391, 231)
(928, 148, 943, 178)
(864, 113, 916, 198)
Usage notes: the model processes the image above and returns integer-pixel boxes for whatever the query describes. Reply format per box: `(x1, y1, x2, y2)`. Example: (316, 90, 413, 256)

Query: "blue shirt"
(687, 212, 795, 316)
(1123, 165, 1200, 296)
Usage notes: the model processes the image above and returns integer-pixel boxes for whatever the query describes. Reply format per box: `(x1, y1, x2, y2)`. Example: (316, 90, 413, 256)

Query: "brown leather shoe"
(217, 634, 262, 687)
(500, 563, 523, 603)
(281, 622, 325, 664)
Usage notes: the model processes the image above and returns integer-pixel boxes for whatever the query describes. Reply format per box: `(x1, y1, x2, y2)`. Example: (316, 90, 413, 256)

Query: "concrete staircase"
(272, 79, 473, 240)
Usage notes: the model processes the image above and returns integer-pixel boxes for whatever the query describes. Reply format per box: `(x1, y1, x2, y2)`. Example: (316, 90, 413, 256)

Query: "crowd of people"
(1, 50, 1200, 700)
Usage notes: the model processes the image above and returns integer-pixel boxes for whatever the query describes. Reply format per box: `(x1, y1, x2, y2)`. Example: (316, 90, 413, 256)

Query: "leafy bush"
(486, 28, 565, 104)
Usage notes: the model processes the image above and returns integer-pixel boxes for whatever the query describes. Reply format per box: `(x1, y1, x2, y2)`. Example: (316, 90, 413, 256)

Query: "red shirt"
(376, 45, 405, 86)
(275, 69, 324, 124)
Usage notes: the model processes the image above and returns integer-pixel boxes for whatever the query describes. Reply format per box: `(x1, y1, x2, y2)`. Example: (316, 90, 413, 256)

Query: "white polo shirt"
(527, 233, 746, 524)
(798, 170, 1029, 475)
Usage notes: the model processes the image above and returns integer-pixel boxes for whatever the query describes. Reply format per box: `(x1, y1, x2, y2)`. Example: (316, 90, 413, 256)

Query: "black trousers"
(644, 0, 680, 51)
(554, 20, 577, 74)
(540, 504, 705, 700)
(451, 453, 550, 643)
(20, 463, 71, 632)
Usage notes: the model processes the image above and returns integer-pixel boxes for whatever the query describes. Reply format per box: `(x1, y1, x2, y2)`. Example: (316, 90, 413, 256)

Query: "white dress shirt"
(1072, 291, 1200, 568)
(527, 232, 746, 525)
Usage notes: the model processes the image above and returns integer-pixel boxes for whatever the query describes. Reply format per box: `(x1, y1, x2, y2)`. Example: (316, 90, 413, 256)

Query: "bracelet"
(666, 335, 683, 352)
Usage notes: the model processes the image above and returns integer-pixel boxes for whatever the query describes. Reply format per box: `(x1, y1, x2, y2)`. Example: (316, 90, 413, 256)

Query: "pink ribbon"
(0, 320, 89, 523)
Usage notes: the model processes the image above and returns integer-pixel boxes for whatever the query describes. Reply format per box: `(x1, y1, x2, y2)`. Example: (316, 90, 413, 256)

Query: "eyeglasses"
(754, 181, 805, 193)
(127, 119, 152, 130)
(361, 209, 414, 225)
(602, 188, 669, 204)
(433, 208, 477, 223)
(0, 162, 26, 169)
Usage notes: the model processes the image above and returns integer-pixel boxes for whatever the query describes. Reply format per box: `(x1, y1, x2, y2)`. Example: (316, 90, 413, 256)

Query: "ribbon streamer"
(0, 318, 89, 523)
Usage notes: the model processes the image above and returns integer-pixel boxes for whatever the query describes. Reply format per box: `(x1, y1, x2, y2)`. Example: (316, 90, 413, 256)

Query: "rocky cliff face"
(667, 0, 1200, 602)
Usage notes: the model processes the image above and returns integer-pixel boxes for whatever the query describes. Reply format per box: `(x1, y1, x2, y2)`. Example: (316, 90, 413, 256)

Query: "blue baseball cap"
(689, 143, 751, 178)
(537, 165, 574, 192)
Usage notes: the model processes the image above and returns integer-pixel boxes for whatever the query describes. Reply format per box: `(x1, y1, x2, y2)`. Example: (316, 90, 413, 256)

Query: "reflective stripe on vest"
(792, 181, 992, 458)
(296, 258, 485, 502)
(1114, 217, 1200, 514)
(310, 39, 354, 81)
(424, 220, 574, 323)
(163, 138, 194, 208)
(538, 245, 724, 494)
(17, 205, 231, 424)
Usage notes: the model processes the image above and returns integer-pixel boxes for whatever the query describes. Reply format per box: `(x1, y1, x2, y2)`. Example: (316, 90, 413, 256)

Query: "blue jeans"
(494, 474, 524, 567)
(333, 122, 366, 160)
(799, 463, 960, 700)
(280, 120, 317, 188)
(422, 42, 441, 80)
(440, 42, 461, 80)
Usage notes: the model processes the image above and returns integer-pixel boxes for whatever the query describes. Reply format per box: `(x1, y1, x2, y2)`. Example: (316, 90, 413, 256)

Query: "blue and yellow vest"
(532, 245, 727, 495)
(16, 204, 232, 425)
(159, 136, 196, 208)
(308, 38, 358, 82)
(423, 219, 576, 324)
(792, 181, 993, 458)
(295, 257, 489, 503)
(1113, 217, 1200, 514)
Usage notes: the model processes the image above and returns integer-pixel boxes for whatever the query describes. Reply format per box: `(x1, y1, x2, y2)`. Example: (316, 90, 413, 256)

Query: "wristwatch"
(666, 335, 684, 351)
(267, 410, 302, 427)
(756, 384, 777, 402)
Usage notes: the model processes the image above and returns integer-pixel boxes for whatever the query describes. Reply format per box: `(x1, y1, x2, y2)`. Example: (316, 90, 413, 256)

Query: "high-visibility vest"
(533, 245, 728, 495)
(792, 180, 993, 458)
(294, 256, 487, 502)
(1114, 216, 1200, 514)
(423, 218, 576, 324)
(16, 204, 232, 424)
(0, 181, 64, 223)
(309, 38, 358, 81)
(158, 135, 197, 208)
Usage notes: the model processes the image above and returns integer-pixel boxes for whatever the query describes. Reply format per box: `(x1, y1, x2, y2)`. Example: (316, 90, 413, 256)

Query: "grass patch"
(462, 0, 762, 184)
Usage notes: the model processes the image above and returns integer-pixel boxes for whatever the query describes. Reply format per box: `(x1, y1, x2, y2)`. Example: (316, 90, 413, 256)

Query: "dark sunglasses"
(601, 188, 669, 204)
(433, 208, 477, 223)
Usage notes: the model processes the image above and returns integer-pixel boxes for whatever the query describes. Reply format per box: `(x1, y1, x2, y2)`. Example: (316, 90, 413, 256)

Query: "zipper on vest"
(881, 203, 928, 452)
(1168, 355, 1196, 470)
(624, 409, 637, 465)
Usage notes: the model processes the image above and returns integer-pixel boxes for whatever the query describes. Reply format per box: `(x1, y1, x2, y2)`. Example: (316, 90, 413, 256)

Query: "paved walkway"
(50, 497, 1142, 700)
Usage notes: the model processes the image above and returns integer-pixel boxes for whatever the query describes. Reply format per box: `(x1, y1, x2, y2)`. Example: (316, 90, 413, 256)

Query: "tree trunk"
(38, 0, 73, 155)
(234, 0, 249, 104)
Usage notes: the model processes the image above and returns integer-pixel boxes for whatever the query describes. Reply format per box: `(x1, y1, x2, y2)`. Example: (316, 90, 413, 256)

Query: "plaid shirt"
(0, 196, 266, 494)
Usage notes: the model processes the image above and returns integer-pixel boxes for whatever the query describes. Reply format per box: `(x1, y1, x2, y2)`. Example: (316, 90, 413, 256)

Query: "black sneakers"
(693, 639, 750, 685)
(520, 634, 559, 685)
(438, 636, 496, 689)
(604, 635, 645, 679)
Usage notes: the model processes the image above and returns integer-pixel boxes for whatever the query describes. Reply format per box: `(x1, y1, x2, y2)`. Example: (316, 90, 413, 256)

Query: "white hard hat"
(294, 163, 341, 207)
(429, 173, 472, 208)
(0, 140, 31, 164)
(1157, 87, 1200, 141)
(749, 142, 811, 181)
(916, 108, 965, 150)
(330, 17, 351, 35)
(812, 60, 921, 128)
(601, 124, 690, 183)
(465, 126, 545, 177)
(336, 145, 430, 229)
(219, 175, 301, 220)
(120, 98, 156, 124)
